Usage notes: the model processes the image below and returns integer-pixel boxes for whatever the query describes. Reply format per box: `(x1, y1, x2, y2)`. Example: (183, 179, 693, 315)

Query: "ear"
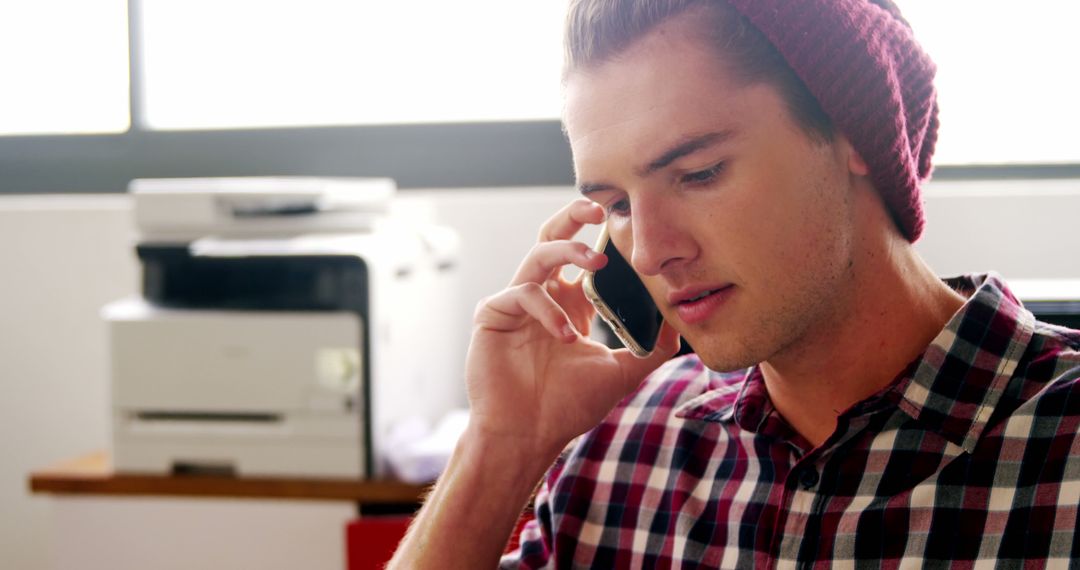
(842, 137, 871, 176)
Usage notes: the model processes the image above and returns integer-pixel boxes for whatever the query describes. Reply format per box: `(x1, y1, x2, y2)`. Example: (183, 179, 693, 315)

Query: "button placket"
(798, 466, 820, 490)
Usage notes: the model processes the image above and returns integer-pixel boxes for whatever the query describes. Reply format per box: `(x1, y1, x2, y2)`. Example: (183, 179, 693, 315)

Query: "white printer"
(104, 177, 464, 479)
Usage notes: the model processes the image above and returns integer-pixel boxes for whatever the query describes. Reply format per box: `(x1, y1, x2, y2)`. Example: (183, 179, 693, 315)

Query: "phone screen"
(591, 235, 663, 354)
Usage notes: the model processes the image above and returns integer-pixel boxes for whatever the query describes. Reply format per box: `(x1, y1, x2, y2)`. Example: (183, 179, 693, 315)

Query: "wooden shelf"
(29, 451, 429, 504)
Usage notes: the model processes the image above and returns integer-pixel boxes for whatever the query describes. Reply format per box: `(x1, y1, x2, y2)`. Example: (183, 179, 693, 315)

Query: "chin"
(682, 335, 762, 373)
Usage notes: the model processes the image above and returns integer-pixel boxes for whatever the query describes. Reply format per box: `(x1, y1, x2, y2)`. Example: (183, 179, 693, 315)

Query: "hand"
(465, 198, 681, 456)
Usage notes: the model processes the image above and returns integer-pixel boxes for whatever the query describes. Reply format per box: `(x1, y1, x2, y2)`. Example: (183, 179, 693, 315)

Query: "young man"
(391, 0, 1080, 567)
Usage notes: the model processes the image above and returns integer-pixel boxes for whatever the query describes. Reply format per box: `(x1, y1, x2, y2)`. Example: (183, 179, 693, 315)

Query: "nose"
(628, 195, 695, 276)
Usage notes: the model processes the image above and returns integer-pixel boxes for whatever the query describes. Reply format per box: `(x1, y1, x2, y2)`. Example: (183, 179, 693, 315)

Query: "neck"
(760, 198, 966, 449)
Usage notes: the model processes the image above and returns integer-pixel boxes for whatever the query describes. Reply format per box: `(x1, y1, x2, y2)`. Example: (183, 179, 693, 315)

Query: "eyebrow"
(577, 130, 735, 197)
(638, 131, 735, 176)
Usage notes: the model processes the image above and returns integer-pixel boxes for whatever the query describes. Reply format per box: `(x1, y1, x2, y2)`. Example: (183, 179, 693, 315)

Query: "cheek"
(605, 221, 634, 261)
(727, 169, 852, 277)
(781, 176, 856, 276)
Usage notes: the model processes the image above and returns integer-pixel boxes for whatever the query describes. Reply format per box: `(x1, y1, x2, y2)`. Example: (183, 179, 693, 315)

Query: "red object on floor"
(346, 516, 412, 570)
(345, 511, 534, 569)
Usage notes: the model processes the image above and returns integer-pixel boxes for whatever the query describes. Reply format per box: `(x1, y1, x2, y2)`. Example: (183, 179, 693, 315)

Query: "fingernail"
(563, 324, 577, 340)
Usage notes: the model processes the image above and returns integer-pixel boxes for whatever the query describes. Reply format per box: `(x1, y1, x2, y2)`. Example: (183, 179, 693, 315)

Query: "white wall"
(917, 178, 1080, 280)
(0, 195, 139, 570)
(1, 179, 1078, 568)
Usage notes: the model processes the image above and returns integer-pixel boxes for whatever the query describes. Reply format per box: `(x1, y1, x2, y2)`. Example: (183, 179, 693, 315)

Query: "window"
(133, 0, 1080, 165)
(1, 1, 1077, 196)
(138, 0, 565, 129)
(0, 0, 129, 135)
(897, 0, 1080, 164)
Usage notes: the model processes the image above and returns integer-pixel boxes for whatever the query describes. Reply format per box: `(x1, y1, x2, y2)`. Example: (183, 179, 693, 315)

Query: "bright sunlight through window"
(897, 0, 1080, 165)
(0, 0, 129, 135)
(139, 0, 565, 129)
(2, 0, 1078, 167)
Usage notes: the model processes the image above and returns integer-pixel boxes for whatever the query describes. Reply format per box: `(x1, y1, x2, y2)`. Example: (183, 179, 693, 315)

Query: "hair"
(563, 0, 834, 141)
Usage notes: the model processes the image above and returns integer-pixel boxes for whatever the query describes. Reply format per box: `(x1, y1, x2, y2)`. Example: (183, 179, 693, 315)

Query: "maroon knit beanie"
(724, 0, 939, 242)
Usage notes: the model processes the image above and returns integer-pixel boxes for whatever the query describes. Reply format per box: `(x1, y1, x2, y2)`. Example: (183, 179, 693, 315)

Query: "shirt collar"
(675, 273, 1037, 454)
(892, 273, 1036, 453)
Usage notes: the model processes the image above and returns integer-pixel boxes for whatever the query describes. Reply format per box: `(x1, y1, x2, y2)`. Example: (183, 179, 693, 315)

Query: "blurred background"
(1, 1, 1078, 568)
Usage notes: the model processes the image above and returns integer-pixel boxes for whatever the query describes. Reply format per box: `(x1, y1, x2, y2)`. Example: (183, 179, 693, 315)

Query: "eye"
(606, 197, 631, 217)
(680, 162, 726, 186)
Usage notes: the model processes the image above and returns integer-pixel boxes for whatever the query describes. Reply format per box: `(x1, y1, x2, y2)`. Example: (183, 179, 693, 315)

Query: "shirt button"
(799, 467, 820, 490)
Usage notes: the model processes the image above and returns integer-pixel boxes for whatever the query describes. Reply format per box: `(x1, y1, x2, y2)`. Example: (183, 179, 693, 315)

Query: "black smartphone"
(582, 227, 663, 357)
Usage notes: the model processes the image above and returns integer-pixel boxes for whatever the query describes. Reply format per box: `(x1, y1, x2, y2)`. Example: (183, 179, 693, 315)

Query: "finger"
(654, 321, 683, 357)
(476, 282, 579, 342)
(612, 322, 683, 389)
(537, 199, 605, 243)
(510, 240, 607, 287)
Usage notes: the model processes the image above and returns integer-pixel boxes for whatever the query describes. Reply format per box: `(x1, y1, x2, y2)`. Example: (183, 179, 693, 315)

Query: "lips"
(669, 283, 735, 325)
(683, 289, 721, 303)
(668, 284, 733, 306)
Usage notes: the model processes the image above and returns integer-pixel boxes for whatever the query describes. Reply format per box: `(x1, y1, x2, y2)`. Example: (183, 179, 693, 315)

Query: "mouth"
(670, 284, 735, 325)
(682, 289, 720, 303)
(670, 284, 733, 305)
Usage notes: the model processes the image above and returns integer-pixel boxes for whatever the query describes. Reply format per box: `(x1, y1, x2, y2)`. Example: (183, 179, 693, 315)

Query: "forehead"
(562, 16, 760, 170)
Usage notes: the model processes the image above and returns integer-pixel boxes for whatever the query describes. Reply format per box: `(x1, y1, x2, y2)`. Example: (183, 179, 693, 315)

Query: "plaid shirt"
(502, 274, 1080, 568)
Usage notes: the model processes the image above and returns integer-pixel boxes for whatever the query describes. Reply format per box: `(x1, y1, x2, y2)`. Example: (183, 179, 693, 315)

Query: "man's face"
(564, 15, 862, 371)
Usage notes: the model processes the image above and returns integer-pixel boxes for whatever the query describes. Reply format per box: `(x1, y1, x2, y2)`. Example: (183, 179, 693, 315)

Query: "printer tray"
(137, 245, 367, 313)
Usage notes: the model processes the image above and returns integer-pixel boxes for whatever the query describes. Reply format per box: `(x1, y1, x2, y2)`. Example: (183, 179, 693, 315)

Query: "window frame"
(1, 0, 1077, 196)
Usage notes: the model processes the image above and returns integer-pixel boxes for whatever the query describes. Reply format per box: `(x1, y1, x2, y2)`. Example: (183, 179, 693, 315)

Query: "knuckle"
(538, 204, 577, 240)
(473, 294, 507, 324)
(519, 281, 544, 296)
(472, 296, 491, 320)
(538, 218, 561, 241)
(536, 225, 553, 242)
(527, 242, 547, 259)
